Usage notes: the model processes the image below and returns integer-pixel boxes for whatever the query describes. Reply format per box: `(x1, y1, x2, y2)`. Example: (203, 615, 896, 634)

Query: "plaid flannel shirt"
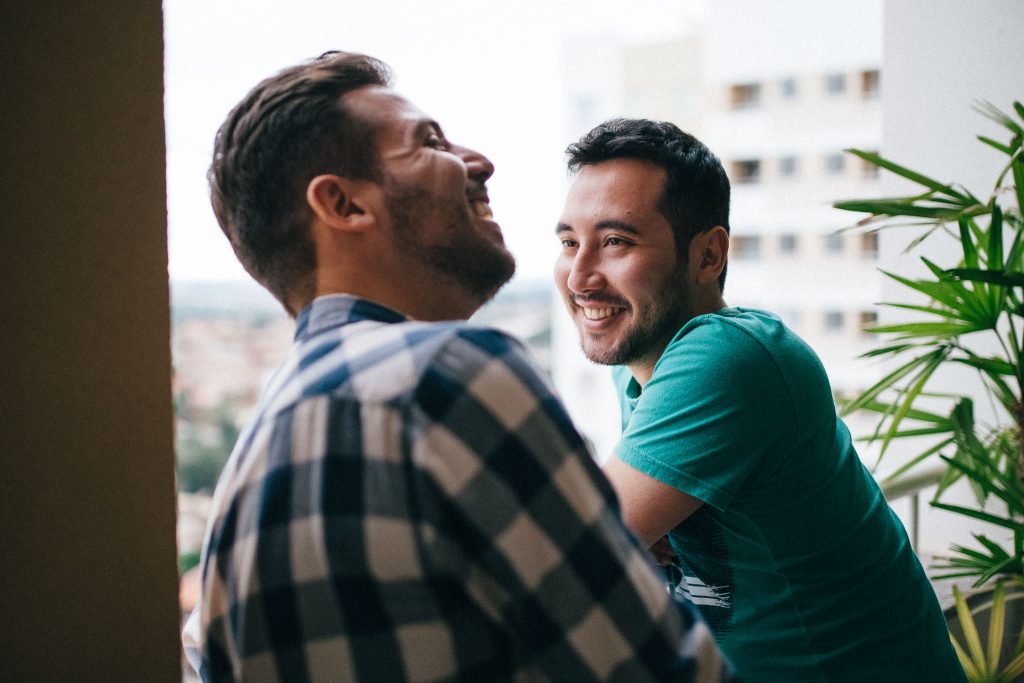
(188, 294, 705, 681)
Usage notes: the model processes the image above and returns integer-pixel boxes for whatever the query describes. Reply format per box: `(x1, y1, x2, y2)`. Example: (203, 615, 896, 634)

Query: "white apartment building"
(553, 0, 885, 462)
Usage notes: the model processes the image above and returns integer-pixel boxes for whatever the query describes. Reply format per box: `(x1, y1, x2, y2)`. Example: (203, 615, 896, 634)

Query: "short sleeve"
(614, 318, 795, 511)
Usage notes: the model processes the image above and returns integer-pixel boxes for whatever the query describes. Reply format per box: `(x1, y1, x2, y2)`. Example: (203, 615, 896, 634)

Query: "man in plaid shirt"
(184, 52, 719, 681)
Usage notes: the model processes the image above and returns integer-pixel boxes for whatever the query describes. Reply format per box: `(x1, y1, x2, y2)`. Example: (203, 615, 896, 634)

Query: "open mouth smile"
(471, 200, 493, 219)
(582, 307, 624, 320)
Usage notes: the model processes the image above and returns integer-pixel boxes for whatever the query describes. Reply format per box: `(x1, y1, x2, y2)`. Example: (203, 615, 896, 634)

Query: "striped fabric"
(187, 294, 703, 682)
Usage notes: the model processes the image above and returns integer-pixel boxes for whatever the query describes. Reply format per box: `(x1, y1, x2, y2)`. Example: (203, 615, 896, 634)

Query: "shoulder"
(421, 323, 543, 390)
(411, 324, 594, 478)
(659, 308, 821, 381)
(412, 323, 564, 422)
(671, 307, 785, 351)
(655, 309, 776, 377)
(646, 308, 825, 424)
(297, 319, 540, 404)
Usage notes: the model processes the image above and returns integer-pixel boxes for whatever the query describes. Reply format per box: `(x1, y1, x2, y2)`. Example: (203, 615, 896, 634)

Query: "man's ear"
(305, 174, 378, 233)
(690, 226, 729, 284)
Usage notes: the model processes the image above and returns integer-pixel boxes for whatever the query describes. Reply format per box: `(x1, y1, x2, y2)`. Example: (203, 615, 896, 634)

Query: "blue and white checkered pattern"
(189, 294, 702, 681)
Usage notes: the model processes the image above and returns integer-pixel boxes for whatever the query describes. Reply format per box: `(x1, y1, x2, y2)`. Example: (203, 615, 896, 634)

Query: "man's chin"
(579, 338, 623, 366)
(477, 264, 515, 305)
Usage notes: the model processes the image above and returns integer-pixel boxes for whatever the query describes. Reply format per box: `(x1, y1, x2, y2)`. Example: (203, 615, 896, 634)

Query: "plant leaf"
(947, 269, 1024, 288)
(880, 301, 974, 320)
(948, 635, 981, 680)
(870, 321, 987, 340)
(878, 350, 946, 456)
(840, 350, 946, 416)
(987, 582, 1005, 672)
(960, 218, 981, 270)
(953, 584, 987, 673)
(931, 501, 1020, 530)
(978, 134, 1015, 156)
(1001, 651, 1024, 682)
(954, 356, 1016, 377)
(881, 268, 970, 311)
(842, 149, 973, 201)
(883, 437, 955, 481)
(988, 203, 1004, 270)
(975, 100, 1024, 137)
(832, 200, 967, 220)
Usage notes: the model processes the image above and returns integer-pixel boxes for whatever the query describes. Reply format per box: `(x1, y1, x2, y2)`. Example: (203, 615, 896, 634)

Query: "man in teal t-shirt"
(554, 118, 964, 681)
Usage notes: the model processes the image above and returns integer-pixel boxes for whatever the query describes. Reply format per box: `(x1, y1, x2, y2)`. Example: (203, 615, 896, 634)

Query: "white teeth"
(583, 307, 619, 320)
(472, 200, 493, 218)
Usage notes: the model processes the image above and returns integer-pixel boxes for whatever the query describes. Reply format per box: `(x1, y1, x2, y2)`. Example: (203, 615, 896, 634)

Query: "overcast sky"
(164, 0, 707, 284)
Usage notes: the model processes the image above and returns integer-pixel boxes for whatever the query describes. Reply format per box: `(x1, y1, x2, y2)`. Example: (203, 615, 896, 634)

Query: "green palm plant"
(949, 580, 1024, 682)
(833, 100, 1024, 588)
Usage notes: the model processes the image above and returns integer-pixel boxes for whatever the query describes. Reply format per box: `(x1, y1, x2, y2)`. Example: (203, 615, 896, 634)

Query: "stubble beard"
(578, 270, 691, 368)
(385, 179, 516, 305)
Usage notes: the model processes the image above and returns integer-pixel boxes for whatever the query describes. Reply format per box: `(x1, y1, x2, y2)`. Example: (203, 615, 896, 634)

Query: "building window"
(730, 83, 762, 110)
(859, 310, 878, 334)
(860, 232, 879, 258)
(780, 77, 798, 99)
(732, 235, 762, 260)
(731, 159, 761, 184)
(825, 233, 844, 254)
(825, 152, 846, 175)
(778, 155, 798, 178)
(825, 73, 846, 95)
(779, 233, 798, 255)
(860, 69, 880, 99)
(824, 310, 845, 331)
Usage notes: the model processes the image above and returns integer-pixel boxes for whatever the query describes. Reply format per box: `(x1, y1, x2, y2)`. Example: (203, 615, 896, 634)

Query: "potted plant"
(948, 580, 1024, 682)
(833, 100, 1024, 680)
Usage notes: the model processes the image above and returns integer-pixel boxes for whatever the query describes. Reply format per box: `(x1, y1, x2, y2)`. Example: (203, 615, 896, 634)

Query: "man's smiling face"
(347, 85, 515, 304)
(555, 158, 694, 373)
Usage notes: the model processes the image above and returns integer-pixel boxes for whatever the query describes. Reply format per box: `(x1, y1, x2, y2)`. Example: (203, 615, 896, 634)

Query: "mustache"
(570, 294, 629, 308)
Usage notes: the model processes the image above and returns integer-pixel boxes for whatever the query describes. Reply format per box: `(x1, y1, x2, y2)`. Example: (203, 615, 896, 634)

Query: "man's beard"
(385, 179, 515, 304)
(579, 270, 691, 368)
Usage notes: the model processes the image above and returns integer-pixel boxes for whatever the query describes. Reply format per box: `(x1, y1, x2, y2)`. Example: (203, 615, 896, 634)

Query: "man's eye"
(605, 237, 624, 246)
(560, 239, 577, 249)
(425, 134, 447, 150)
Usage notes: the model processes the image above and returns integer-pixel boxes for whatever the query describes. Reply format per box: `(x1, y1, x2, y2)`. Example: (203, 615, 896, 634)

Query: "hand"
(649, 536, 678, 566)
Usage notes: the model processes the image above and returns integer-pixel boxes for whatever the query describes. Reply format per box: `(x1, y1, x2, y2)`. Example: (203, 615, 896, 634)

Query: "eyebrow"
(555, 219, 641, 235)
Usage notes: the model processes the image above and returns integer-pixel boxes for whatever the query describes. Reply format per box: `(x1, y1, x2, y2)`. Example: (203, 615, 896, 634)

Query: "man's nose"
(456, 145, 495, 183)
(566, 247, 603, 294)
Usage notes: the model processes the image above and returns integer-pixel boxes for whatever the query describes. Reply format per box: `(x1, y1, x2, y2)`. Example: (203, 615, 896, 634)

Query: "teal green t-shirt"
(613, 308, 963, 682)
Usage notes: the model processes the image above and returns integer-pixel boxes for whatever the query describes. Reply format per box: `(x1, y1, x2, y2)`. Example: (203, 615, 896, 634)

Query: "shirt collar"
(294, 294, 407, 342)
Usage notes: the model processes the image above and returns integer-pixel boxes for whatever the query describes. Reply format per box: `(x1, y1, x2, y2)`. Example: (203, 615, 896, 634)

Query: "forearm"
(602, 453, 704, 547)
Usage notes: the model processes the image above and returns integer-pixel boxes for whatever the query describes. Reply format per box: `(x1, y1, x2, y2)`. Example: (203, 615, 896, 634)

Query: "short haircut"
(566, 118, 731, 289)
(209, 51, 392, 313)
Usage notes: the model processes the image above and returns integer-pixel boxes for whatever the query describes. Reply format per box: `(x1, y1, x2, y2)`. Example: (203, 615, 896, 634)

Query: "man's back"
(192, 294, 703, 681)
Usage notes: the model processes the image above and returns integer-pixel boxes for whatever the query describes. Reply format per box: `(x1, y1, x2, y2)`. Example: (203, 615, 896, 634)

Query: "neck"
(629, 294, 728, 388)
(628, 358, 661, 388)
(313, 263, 486, 322)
